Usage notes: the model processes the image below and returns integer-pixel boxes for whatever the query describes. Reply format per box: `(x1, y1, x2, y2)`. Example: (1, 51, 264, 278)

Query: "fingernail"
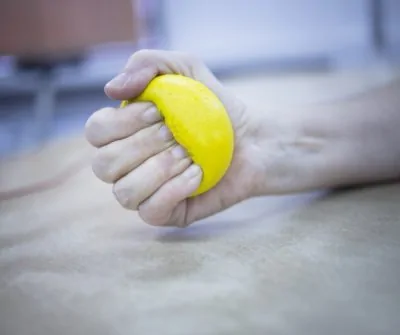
(159, 125, 172, 141)
(183, 164, 201, 178)
(106, 73, 130, 89)
(172, 145, 187, 159)
(143, 106, 161, 123)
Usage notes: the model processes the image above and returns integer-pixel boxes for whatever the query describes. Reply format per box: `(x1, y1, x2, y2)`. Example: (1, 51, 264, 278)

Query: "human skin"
(85, 49, 400, 227)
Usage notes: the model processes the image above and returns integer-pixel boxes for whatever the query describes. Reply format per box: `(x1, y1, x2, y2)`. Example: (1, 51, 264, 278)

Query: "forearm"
(320, 79, 400, 187)
(254, 79, 400, 194)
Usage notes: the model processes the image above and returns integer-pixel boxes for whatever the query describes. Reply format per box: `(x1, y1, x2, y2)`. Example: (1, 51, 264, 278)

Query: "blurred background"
(0, 0, 400, 157)
(2, 2, 400, 332)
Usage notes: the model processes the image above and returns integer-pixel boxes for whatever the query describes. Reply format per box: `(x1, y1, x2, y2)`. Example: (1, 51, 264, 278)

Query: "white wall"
(162, 0, 371, 68)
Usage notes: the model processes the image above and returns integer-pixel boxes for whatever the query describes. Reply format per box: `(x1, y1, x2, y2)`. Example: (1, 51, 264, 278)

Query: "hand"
(85, 49, 265, 227)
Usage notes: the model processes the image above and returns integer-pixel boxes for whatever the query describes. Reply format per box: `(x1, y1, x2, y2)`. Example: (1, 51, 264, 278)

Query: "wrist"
(244, 80, 400, 197)
(248, 103, 345, 195)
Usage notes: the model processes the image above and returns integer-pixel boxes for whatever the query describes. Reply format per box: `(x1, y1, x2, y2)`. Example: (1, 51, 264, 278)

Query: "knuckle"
(147, 146, 188, 182)
(142, 121, 172, 148)
(179, 51, 198, 64)
(127, 49, 155, 67)
(112, 181, 135, 210)
(138, 206, 166, 227)
(175, 51, 203, 77)
(157, 149, 177, 177)
(149, 121, 164, 136)
(85, 108, 113, 145)
(130, 123, 158, 150)
(140, 102, 162, 125)
(146, 154, 170, 181)
(176, 218, 191, 228)
(92, 148, 116, 183)
(135, 48, 153, 59)
(176, 51, 202, 68)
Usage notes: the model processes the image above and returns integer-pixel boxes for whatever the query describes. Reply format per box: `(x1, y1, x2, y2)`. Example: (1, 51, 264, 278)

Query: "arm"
(254, 79, 400, 195)
(86, 50, 400, 227)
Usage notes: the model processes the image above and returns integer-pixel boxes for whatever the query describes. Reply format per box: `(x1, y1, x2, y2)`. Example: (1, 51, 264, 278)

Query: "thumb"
(104, 63, 157, 101)
(104, 49, 191, 101)
(104, 49, 223, 102)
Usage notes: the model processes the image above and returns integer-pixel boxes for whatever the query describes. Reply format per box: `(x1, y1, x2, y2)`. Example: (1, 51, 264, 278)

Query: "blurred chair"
(0, 0, 140, 142)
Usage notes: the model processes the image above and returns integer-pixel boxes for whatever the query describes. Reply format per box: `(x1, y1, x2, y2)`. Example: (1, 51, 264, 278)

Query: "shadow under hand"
(154, 191, 327, 243)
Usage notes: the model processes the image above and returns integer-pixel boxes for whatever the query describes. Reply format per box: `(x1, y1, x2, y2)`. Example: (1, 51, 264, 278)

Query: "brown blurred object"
(0, 0, 140, 60)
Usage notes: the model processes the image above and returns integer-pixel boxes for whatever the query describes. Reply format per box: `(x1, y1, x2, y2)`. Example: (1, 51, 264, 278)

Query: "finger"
(104, 49, 198, 101)
(92, 122, 174, 183)
(138, 164, 202, 227)
(85, 102, 161, 148)
(112, 144, 191, 210)
(104, 66, 157, 101)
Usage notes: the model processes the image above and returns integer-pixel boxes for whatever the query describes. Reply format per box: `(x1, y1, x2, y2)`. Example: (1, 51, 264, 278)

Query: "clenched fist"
(85, 50, 265, 227)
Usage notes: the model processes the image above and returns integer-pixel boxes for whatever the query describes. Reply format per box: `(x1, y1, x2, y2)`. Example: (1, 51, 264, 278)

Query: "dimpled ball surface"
(120, 74, 234, 196)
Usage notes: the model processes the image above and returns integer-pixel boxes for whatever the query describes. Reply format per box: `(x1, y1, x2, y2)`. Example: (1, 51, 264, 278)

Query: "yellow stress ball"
(120, 74, 235, 196)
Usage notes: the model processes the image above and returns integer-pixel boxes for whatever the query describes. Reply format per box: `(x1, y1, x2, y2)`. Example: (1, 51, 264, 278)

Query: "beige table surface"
(1, 67, 400, 335)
